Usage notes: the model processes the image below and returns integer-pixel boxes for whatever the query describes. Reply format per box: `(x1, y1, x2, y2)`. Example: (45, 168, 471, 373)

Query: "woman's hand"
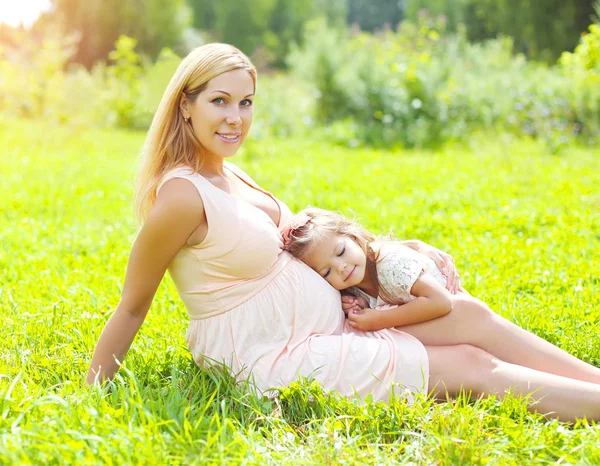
(403, 240, 460, 294)
(341, 295, 370, 314)
(348, 308, 386, 331)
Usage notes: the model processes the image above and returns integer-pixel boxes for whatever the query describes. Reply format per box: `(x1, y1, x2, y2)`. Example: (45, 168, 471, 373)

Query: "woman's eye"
(338, 246, 345, 257)
(240, 99, 253, 107)
(212, 97, 225, 104)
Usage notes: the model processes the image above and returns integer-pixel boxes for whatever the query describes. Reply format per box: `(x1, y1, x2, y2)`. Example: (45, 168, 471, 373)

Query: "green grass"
(2, 117, 600, 464)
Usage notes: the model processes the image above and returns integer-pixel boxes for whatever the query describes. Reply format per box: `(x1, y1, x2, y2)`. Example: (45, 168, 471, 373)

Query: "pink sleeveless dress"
(157, 164, 429, 402)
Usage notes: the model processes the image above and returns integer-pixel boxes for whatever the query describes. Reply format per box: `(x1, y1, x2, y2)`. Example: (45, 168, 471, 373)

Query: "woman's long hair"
(134, 43, 257, 223)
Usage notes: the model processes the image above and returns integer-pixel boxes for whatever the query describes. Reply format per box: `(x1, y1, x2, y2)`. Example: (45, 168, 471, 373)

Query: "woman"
(88, 43, 600, 422)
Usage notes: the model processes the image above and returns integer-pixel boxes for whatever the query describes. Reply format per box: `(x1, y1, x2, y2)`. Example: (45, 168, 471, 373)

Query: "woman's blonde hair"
(134, 43, 257, 222)
(283, 207, 398, 303)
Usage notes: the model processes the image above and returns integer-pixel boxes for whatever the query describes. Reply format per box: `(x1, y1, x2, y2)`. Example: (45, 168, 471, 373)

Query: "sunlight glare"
(0, 0, 52, 27)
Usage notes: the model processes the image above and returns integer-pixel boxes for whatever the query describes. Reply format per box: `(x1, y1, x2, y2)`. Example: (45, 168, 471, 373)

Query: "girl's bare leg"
(426, 344, 600, 423)
(402, 295, 600, 384)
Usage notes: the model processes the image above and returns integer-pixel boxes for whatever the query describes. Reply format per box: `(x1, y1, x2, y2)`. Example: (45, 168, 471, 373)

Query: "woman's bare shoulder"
(153, 177, 205, 222)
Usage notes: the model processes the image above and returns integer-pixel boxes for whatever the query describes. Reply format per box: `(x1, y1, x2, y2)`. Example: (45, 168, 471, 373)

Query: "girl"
(282, 207, 463, 331)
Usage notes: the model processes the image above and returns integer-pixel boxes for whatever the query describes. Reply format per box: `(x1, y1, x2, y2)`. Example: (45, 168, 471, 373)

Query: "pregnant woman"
(87, 43, 600, 422)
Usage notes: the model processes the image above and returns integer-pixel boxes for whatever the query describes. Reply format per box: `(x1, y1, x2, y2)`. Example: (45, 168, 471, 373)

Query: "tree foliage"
(34, 0, 600, 69)
(405, 0, 597, 62)
(51, 0, 190, 67)
(347, 0, 403, 31)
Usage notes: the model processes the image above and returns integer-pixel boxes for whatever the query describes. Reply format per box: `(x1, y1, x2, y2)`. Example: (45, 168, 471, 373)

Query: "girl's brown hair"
(283, 207, 398, 304)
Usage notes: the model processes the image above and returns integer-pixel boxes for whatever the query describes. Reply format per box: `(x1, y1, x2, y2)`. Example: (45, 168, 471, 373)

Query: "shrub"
(2, 19, 598, 149)
(251, 73, 317, 140)
(0, 33, 173, 130)
(288, 15, 599, 150)
(559, 21, 600, 143)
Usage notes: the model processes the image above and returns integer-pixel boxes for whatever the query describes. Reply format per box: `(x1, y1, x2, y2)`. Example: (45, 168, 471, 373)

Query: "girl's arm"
(348, 274, 452, 331)
(86, 178, 205, 385)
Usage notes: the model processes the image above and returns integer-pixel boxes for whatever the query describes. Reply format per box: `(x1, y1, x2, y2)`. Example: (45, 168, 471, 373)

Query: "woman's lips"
(216, 133, 241, 143)
(345, 266, 356, 282)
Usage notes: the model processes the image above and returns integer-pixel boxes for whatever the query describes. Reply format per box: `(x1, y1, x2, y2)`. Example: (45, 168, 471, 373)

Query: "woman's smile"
(216, 132, 241, 143)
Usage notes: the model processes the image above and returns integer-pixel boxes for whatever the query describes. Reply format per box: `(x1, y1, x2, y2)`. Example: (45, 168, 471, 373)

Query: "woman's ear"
(180, 94, 189, 119)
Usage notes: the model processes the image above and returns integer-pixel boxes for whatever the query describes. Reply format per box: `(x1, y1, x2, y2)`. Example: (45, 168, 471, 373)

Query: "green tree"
(468, 0, 596, 61)
(405, 0, 597, 61)
(269, 0, 317, 67)
(188, 0, 278, 60)
(347, 0, 404, 31)
(315, 0, 348, 28)
(50, 0, 190, 67)
(189, 0, 342, 68)
(190, 0, 216, 30)
(405, 0, 471, 32)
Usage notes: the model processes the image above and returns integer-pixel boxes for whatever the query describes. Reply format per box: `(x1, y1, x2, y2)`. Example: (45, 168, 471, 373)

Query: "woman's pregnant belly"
(186, 256, 345, 375)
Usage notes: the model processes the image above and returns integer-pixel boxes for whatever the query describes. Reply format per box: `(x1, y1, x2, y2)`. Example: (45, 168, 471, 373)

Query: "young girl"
(281, 207, 470, 331)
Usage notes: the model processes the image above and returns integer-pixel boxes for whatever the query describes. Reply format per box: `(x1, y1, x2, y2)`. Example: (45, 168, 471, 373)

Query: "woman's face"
(182, 68, 254, 159)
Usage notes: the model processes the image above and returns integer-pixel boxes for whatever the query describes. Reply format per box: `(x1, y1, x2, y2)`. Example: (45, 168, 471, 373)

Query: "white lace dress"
(350, 242, 447, 310)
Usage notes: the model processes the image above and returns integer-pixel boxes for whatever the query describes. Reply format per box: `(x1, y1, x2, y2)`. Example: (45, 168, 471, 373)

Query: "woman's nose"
(226, 112, 242, 126)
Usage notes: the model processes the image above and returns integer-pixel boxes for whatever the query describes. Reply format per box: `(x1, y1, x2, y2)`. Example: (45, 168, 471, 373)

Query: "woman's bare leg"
(426, 344, 600, 423)
(402, 295, 600, 384)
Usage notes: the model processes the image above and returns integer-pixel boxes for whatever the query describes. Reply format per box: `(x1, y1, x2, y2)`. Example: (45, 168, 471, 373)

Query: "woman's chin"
(220, 146, 243, 158)
(205, 149, 240, 160)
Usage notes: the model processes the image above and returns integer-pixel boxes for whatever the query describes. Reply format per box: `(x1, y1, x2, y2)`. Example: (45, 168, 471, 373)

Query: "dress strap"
(224, 162, 284, 227)
(224, 162, 266, 192)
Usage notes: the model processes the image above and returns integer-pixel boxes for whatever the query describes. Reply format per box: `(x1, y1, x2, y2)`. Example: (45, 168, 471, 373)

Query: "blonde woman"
(88, 44, 600, 422)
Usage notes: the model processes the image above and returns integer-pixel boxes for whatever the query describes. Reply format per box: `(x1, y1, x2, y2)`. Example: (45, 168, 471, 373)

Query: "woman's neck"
(199, 153, 226, 177)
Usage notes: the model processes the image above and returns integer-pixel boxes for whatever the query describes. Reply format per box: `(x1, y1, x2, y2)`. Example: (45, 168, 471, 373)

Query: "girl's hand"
(408, 240, 460, 294)
(341, 295, 370, 314)
(348, 308, 386, 332)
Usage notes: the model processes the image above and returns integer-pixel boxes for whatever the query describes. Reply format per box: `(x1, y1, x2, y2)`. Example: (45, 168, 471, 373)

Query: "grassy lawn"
(2, 117, 600, 464)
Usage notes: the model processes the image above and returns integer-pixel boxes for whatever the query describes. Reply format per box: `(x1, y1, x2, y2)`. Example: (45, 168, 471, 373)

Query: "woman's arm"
(86, 179, 205, 385)
(348, 275, 452, 331)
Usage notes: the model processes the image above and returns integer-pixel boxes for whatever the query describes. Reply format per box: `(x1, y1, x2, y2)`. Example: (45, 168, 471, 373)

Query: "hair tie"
(280, 213, 311, 249)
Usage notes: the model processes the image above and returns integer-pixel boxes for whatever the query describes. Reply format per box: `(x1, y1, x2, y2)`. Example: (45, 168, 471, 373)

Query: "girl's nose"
(337, 261, 347, 274)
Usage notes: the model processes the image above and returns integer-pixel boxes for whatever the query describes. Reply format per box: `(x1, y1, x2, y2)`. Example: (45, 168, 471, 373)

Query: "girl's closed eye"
(338, 246, 345, 257)
(323, 269, 331, 279)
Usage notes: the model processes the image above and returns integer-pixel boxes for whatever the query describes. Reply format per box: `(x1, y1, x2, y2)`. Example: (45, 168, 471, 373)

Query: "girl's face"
(302, 234, 367, 290)
(181, 68, 254, 159)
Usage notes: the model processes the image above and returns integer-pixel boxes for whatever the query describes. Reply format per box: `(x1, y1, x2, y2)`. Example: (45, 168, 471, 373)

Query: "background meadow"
(2, 0, 600, 463)
(1, 118, 600, 464)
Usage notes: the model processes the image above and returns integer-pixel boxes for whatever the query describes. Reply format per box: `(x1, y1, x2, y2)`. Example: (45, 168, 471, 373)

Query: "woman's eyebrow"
(210, 90, 255, 98)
